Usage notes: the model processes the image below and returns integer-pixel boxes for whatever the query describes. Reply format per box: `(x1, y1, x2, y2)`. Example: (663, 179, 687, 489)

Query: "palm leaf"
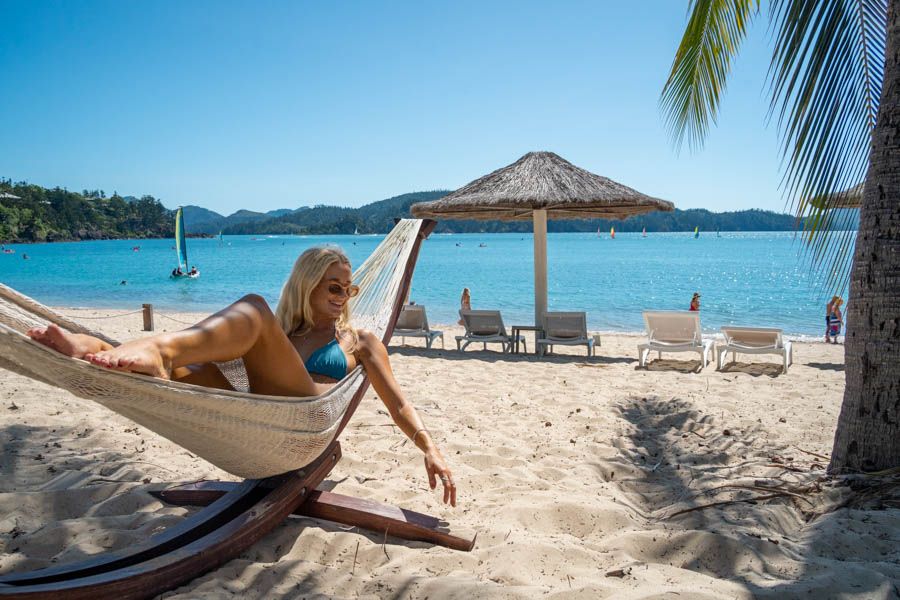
(660, 0, 761, 151)
(767, 0, 886, 293)
(661, 0, 887, 295)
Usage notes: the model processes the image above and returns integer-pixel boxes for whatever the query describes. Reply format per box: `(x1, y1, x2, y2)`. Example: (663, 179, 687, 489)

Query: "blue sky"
(0, 1, 786, 216)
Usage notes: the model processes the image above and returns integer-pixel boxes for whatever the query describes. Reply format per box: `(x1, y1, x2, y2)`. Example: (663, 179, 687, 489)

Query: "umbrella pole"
(533, 209, 548, 328)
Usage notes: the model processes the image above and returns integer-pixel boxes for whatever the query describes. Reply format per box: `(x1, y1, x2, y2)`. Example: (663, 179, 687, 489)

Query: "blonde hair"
(275, 246, 357, 345)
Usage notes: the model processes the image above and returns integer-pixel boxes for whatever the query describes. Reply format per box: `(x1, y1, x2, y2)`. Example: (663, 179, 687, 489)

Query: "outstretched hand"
(424, 449, 457, 507)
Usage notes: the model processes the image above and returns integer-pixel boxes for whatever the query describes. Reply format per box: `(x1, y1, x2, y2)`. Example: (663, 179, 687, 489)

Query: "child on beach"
(27, 246, 457, 506)
(457, 287, 471, 325)
(826, 296, 844, 343)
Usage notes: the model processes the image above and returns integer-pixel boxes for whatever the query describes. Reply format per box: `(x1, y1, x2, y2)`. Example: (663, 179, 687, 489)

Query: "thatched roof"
(411, 151, 674, 221)
(832, 183, 863, 208)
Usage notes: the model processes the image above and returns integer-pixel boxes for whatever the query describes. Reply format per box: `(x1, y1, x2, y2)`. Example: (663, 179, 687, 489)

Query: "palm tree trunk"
(829, 0, 900, 473)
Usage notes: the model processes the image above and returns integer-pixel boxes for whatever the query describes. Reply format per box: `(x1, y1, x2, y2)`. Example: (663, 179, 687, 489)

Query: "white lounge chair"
(393, 305, 444, 349)
(638, 311, 714, 369)
(456, 310, 524, 353)
(717, 326, 793, 373)
(536, 311, 595, 357)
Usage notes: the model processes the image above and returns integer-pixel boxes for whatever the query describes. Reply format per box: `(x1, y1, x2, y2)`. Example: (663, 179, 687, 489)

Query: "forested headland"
(0, 179, 855, 244)
(0, 179, 172, 242)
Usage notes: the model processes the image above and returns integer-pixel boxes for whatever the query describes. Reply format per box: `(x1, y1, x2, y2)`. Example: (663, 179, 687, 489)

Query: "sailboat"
(597, 226, 601, 238)
(610, 226, 616, 239)
(642, 227, 647, 238)
(693, 226, 700, 239)
(354, 226, 360, 235)
(171, 207, 199, 279)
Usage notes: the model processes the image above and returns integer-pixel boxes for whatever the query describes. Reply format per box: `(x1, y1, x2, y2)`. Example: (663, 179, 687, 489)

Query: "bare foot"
(28, 324, 108, 358)
(87, 338, 171, 379)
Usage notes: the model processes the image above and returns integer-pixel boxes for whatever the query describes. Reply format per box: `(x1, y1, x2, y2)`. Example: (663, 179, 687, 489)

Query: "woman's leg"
(29, 324, 237, 391)
(33, 295, 326, 397)
(28, 324, 112, 357)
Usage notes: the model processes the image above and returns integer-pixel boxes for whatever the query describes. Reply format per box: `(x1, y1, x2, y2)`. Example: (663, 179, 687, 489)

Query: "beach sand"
(1, 309, 897, 598)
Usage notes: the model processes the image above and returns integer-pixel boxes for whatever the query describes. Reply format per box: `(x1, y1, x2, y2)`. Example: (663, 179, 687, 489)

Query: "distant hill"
(182, 206, 299, 234)
(223, 191, 449, 235)
(0, 180, 172, 242)
(221, 191, 821, 235)
(0, 177, 859, 243)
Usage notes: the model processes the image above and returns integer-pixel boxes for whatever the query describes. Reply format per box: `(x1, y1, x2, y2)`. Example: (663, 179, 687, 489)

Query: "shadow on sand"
(606, 396, 899, 597)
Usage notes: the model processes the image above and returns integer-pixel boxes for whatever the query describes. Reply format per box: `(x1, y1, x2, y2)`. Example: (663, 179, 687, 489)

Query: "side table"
(510, 325, 543, 354)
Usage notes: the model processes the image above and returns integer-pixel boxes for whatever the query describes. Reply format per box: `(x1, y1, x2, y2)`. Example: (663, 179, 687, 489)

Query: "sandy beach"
(1, 308, 897, 599)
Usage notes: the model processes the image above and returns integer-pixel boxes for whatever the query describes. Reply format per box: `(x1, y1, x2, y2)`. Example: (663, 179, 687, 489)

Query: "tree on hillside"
(661, 0, 898, 472)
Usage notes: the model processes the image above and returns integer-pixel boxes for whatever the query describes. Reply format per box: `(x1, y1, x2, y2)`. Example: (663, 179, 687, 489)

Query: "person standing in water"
(689, 292, 701, 311)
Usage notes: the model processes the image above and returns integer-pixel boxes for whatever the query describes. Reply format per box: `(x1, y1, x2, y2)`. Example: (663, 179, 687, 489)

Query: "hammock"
(0, 219, 424, 479)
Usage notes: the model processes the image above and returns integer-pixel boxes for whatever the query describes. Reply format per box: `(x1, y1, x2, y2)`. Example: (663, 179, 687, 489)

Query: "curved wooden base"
(154, 482, 476, 552)
(0, 441, 341, 599)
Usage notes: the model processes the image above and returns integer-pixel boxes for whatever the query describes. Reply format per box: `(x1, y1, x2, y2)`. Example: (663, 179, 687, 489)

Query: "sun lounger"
(536, 311, 595, 357)
(456, 309, 524, 353)
(638, 311, 713, 368)
(716, 326, 793, 373)
(393, 305, 444, 349)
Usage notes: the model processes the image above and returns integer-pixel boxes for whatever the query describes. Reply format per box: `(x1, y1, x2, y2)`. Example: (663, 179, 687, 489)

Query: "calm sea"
(0, 232, 847, 337)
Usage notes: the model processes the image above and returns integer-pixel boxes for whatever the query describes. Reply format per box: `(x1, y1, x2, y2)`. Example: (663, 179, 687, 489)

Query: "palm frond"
(767, 0, 886, 293)
(660, 0, 761, 151)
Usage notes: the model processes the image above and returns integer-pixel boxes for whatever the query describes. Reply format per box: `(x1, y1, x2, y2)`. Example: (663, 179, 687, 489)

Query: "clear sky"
(0, 1, 786, 216)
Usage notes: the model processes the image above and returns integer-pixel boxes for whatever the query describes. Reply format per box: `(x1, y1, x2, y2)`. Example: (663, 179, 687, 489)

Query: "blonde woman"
(26, 246, 457, 505)
(457, 287, 471, 326)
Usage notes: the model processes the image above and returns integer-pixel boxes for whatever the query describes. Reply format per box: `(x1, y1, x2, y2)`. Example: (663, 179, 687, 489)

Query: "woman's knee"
(239, 293, 274, 317)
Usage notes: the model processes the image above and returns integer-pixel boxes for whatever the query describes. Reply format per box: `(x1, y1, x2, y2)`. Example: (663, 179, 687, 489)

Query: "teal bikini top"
(305, 339, 348, 381)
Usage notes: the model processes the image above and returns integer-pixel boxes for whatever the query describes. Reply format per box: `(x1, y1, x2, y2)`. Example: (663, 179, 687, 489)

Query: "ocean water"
(0, 231, 847, 337)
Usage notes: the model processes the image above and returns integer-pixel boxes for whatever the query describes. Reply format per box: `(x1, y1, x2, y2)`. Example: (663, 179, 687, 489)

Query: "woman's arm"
(354, 330, 457, 506)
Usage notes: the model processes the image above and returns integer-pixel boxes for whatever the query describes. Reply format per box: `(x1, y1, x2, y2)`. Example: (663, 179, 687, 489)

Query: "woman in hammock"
(27, 246, 457, 506)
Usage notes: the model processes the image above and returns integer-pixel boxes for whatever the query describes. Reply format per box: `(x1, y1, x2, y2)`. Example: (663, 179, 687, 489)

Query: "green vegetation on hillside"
(0, 179, 172, 243)
(2, 179, 851, 244)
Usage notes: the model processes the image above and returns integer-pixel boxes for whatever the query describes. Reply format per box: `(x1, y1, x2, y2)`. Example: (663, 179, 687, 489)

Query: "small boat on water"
(642, 227, 647, 238)
(610, 227, 615, 240)
(171, 207, 199, 279)
(694, 226, 700, 239)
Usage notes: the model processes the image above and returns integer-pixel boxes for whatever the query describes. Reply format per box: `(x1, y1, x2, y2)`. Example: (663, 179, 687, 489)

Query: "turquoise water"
(0, 232, 847, 337)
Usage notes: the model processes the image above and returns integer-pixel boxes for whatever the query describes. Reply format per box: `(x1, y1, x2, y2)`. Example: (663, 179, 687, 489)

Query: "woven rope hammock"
(0, 219, 424, 479)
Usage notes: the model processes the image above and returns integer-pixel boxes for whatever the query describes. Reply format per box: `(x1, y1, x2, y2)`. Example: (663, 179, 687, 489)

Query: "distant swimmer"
(478, 243, 487, 248)
(120, 280, 128, 285)
(455, 242, 461, 247)
(22, 253, 28, 260)
(132, 246, 141, 252)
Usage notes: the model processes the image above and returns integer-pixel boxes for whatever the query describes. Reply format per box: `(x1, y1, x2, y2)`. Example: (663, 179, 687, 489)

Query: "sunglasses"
(327, 283, 360, 298)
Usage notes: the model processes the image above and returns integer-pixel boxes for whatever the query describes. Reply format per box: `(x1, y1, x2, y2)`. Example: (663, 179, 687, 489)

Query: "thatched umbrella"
(411, 151, 675, 325)
(811, 182, 862, 209)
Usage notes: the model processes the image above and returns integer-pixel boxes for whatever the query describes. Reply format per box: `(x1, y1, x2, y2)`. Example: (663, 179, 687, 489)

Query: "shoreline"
(53, 306, 840, 344)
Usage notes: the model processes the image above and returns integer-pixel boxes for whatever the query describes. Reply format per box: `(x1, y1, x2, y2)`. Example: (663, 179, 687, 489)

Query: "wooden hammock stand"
(0, 220, 474, 600)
